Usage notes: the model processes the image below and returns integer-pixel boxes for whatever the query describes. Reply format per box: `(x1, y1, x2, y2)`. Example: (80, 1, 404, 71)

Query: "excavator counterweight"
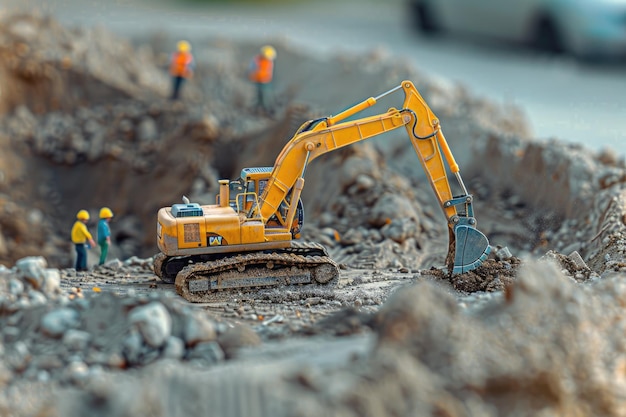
(155, 80, 491, 302)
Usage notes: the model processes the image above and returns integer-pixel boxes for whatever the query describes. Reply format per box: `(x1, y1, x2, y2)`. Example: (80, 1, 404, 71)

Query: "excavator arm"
(256, 80, 490, 274)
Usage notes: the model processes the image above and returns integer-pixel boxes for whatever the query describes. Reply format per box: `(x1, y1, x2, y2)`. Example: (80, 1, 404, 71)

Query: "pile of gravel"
(0, 256, 262, 394)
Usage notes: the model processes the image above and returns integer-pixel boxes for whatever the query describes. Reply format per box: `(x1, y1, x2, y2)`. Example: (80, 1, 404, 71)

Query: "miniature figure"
(71, 210, 96, 272)
(248, 45, 276, 113)
(169, 40, 195, 100)
(97, 207, 114, 265)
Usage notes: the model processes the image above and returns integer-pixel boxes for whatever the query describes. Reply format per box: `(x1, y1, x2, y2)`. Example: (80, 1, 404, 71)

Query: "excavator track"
(153, 252, 169, 282)
(173, 241, 339, 303)
(153, 251, 195, 284)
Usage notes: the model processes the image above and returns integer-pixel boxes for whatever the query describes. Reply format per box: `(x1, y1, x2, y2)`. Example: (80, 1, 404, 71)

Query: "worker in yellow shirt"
(71, 210, 96, 271)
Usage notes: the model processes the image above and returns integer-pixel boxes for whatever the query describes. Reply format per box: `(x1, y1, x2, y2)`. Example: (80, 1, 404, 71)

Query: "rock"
(28, 290, 47, 306)
(122, 329, 144, 366)
(0, 361, 12, 388)
(320, 227, 340, 244)
(27, 209, 44, 225)
(41, 269, 61, 296)
(568, 251, 588, 270)
(8, 278, 24, 296)
(186, 341, 225, 365)
(137, 117, 158, 142)
(15, 256, 48, 289)
(187, 114, 219, 142)
(162, 336, 185, 360)
(64, 361, 90, 385)
(184, 312, 217, 347)
(305, 297, 322, 306)
(380, 218, 420, 244)
(341, 228, 367, 246)
(32, 355, 64, 371)
(494, 246, 513, 260)
(340, 152, 382, 189)
(318, 212, 335, 228)
(3, 326, 20, 343)
(354, 174, 375, 192)
(129, 302, 172, 348)
(104, 259, 124, 270)
(41, 308, 80, 338)
(63, 329, 92, 351)
(217, 325, 262, 359)
(107, 353, 126, 369)
(369, 194, 420, 228)
(5, 341, 30, 373)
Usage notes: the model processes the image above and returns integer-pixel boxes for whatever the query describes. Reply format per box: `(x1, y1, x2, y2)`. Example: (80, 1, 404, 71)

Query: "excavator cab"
(226, 167, 304, 238)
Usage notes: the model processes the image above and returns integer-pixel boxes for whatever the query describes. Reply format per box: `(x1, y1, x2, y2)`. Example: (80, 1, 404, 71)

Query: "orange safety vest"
(170, 52, 193, 78)
(248, 55, 274, 84)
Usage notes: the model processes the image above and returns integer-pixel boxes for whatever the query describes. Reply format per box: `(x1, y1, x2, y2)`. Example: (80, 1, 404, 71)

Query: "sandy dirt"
(1, 11, 626, 417)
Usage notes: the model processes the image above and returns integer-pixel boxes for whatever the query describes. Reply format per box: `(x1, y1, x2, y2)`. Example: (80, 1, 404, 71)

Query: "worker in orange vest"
(248, 45, 276, 113)
(170, 40, 195, 100)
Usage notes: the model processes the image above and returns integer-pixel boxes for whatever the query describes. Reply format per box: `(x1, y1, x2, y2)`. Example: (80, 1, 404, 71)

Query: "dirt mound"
(0, 13, 167, 115)
(333, 260, 626, 416)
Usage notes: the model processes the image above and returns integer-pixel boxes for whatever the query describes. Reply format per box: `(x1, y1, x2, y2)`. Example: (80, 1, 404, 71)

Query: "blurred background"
(3, 0, 626, 154)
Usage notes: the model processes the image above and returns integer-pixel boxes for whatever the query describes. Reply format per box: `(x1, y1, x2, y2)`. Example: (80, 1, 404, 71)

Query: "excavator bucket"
(452, 224, 491, 274)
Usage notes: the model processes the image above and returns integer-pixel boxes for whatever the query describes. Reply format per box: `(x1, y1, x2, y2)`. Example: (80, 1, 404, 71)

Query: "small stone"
(63, 329, 92, 351)
(495, 246, 513, 260)
(105, 259, 124, 270)
(162, 336, 185, 360)
(41, 269, 61, 296)
(3, 326, 20, 343)
(187, 341, 225, 365)
(568, 251, 588, 270)
(65, 361, 90, 385)
(8, 278, 24, 296)
(129, 302, 172, 348)
(354, 174, 375, 192)
(217, 325, 261, 359)
(184, 312, 217, 347)
(137, 117, 158, 142)
(41, 308, 80, 338)
(28, 290, 47, 306)
(122, 330, 143, 366)
(16, 256, 47, 289)
(305, 297, 321, 306)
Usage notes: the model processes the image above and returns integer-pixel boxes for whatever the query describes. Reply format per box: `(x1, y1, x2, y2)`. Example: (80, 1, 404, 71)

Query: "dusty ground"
(2, 11, 626, 417)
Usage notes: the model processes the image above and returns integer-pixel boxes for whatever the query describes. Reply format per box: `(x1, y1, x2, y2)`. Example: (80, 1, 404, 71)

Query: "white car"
(408, 0, 626, 59)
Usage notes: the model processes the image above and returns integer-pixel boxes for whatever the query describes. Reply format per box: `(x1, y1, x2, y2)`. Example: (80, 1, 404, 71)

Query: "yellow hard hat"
(260, 45, 276, 60)
(76, 210, 90, 221)
(177, 40, 191, 52)
(99, 207, 114, 219)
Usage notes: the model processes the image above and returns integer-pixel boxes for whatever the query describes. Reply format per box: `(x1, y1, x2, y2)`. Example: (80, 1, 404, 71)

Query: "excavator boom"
(255, 80, 490, 273)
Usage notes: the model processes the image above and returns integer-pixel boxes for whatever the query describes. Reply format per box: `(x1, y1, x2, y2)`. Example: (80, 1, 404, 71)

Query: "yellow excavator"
(155, 80, 490, 302)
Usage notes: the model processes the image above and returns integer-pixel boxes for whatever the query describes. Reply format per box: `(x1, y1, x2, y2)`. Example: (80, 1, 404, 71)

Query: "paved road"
(4, 0, 626, 153)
